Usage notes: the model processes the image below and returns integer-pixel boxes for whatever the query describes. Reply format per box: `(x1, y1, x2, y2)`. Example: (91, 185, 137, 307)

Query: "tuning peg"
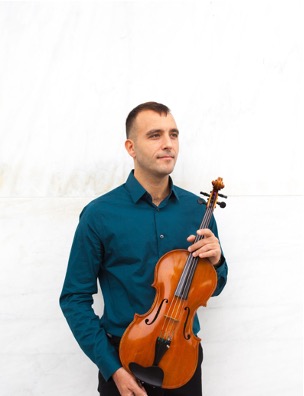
(200, 191, 210, 198)
(217, 201, 226, 208)
(218, 193, 228, 199)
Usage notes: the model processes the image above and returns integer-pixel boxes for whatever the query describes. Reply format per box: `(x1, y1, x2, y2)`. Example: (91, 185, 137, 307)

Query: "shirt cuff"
(213, 254, 225, 268)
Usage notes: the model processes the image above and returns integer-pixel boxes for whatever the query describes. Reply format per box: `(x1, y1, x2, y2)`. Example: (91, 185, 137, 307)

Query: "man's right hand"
(112, 367, 148, 396)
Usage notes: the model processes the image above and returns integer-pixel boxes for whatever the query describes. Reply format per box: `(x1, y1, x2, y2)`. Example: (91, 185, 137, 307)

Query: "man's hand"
(187, 229, 221, 266)
(112, 367, 147, 396)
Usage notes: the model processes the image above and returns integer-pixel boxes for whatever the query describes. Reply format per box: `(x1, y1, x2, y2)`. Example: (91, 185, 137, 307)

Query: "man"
(60, 102, 228, 396)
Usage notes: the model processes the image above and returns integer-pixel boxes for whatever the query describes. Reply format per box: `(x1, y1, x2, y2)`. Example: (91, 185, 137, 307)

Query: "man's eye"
(150, 134, 160, 138)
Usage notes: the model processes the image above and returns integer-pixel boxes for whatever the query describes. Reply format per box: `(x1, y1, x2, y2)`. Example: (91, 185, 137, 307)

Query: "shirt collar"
(125, 170, 179, 203)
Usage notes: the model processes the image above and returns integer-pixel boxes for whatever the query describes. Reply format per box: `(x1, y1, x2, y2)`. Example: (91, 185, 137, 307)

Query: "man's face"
(126, 110, 179, 179)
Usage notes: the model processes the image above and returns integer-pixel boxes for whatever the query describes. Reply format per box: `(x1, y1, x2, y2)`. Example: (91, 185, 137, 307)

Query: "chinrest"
(129, 362, 164, 388)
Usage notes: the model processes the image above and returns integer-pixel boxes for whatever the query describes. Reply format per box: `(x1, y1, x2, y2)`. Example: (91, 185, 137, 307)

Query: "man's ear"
(125, 139, 136, 158)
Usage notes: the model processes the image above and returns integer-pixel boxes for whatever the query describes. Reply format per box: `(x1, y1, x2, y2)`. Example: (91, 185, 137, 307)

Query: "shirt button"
(160, 234, 165, 239)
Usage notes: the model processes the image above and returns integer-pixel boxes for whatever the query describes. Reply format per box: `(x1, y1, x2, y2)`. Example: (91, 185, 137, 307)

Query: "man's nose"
(161, 133, 173, 149)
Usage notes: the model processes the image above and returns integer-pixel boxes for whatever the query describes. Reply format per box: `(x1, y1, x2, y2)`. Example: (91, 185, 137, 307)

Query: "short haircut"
(125, 101, 170, 138)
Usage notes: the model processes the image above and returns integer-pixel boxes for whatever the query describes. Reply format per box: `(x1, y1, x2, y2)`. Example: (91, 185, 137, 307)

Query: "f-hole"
(183, 307, 191, 340)
(145, 299, 168, 325)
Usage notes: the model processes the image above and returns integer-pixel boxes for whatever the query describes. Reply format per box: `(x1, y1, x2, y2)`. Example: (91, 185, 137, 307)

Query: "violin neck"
(175, 206, 214, 300)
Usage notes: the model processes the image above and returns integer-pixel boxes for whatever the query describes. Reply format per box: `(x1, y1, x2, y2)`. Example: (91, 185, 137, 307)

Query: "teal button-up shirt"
(60, 171, 228, 381)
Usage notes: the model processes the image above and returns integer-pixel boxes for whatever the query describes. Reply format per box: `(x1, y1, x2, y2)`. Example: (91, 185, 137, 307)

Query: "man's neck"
(133, 170, 170, 206)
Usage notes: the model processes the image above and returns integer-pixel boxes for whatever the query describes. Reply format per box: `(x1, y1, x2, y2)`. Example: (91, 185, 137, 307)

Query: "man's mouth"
(157, 155, 174, 159)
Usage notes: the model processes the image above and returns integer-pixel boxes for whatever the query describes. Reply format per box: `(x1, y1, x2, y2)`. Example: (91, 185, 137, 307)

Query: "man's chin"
(155, 165, 175, 177)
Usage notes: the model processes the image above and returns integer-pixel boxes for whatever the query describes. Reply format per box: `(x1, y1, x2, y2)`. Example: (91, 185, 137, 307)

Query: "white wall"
(0, 1, 302, 395)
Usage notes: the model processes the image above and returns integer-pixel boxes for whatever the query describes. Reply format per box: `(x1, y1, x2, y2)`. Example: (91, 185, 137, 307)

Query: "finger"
(188, 238, 214, 252)
(133, 385, 148, 396)
(131, 381, 147, 396)
(197, 247, 218, 258)
(189, 240, 220, 257)
(190, 245, 211, 257)
(196, 228, 213, 237)
(187, 234, 196, 243)
(137, 380, 147, 391)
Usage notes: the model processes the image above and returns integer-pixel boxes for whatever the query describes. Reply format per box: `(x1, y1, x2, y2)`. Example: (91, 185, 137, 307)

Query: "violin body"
(119, 249, 217, 389)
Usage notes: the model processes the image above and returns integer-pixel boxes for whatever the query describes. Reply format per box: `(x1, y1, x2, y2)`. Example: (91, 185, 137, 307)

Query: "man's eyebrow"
(145, 129, 164, 137)
(146, 128, 179, 136)
(170, 128, 179, 134)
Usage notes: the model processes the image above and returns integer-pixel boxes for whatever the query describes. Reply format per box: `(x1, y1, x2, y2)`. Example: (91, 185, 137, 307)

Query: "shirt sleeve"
(212, 255, 228, 296)
(59, 204, 121, 381)
(209, 215, 228, 296)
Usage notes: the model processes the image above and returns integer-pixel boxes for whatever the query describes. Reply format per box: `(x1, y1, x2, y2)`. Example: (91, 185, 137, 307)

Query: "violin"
(119, 178, 226, 389)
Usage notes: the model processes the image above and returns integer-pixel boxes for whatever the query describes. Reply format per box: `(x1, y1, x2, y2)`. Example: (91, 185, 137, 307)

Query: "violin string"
(160, 206, 214, 341)
(160, 206, 214, 342)
(160, 270, 192, 341)
(161, 252, 197, 340)
(159, 295, 180, 341)
(164, 297, 181, 341)
(167, 207, 214, 338)
(172, 205, 213, 302)
(184, 207, 213, 291)
(181, 208, 213, 302)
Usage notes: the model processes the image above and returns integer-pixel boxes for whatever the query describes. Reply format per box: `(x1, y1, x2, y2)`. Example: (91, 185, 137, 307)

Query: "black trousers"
(98, 336, 203, 396)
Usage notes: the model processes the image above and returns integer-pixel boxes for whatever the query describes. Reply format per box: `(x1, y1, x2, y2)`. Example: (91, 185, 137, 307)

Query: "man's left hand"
(187, 229, 221, 266)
